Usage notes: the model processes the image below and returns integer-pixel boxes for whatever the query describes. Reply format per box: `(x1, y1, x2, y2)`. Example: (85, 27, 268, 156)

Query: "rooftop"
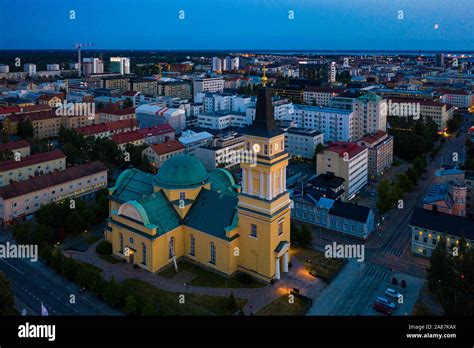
(0, 149, 65, 172)
(0, 139, 30, 152)
(323, 142, 367, 159)
(329, 201, 372, 223)
(149, 140, 184, 155)
(410, 207, 474, 240)
(0, 161, 107, 200)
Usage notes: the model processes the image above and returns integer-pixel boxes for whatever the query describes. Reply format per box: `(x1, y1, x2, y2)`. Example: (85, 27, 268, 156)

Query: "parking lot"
(309, 260, 424, 316)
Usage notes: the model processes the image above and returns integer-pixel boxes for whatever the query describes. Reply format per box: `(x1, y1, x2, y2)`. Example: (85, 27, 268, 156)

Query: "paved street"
(0, 231, 121, 316)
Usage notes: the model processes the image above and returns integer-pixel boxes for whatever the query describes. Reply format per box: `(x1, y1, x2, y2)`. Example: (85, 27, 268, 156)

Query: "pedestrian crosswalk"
(362, 264, 391, 281)
(381, 245, 403, 257)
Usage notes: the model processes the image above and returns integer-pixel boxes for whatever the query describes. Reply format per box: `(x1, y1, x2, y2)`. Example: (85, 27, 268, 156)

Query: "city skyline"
(1, 0, 474, 51)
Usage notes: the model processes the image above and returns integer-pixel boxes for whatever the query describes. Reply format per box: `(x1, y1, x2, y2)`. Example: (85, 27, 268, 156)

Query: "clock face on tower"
(274, 143, 279, 151)
(253, 144, 261, 153)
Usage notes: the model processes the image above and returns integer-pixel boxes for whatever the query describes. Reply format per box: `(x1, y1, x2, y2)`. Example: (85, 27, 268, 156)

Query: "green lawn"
(99, 254, 120, 264)
(123, 279, 247, 316)
(159, 260, 266, 289)
(75, 260, 103, 274)
(256, 295, 309, 316)
(292, 247, 345, 282)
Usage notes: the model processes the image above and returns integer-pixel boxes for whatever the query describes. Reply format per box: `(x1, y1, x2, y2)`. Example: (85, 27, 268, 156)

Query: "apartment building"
(195, 132, 245, 170)
(178, 130, 213, 156)
(197, 111, 252, 130)
(143, 140, 185, 169)
(410, 207, 474, 258)
(387, 97, 455, 131)
(465, 170, 474, 218)
(285, 128, 324, 159)
(303, 86, 346, 107)
(101, 76, 131, 94)
(0, 140, 30, 158)
(353, 94, 388, 139)
(316, 142, 368, 201)
(5, 110, 61, 139)
(99, 107, 136, 123)
(0, 161, 108, 226)
(76, 119, 139, 139)
(440, 89, 474, 109)
(157, 80, 192, 100)
(290, 105, 357, 142)
(192, 78, 225, 97)
(357, 131, 393, 181)
(0, 150, 66, 187)
(129, 78, 158, 96)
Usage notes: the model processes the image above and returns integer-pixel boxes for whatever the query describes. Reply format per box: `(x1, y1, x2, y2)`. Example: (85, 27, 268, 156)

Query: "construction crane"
(73, 43, 94, 76)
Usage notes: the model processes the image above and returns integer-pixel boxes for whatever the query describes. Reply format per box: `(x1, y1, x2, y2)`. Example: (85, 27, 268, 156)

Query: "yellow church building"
(105, 88, 291, 282)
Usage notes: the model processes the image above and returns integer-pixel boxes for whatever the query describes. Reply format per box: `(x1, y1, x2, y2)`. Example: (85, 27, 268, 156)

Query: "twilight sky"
(0, 0, 473, 50)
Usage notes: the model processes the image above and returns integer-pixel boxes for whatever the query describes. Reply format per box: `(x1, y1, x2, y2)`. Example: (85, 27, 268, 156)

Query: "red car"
(373, 302, 394, 316)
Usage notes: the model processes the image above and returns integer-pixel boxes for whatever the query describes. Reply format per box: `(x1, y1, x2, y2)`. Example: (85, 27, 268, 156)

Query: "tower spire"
(261, 65, 268, 87)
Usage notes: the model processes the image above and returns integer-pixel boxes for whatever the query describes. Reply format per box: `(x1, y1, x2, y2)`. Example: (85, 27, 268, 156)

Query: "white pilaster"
(275, 258, 281, 280)
(242, 168, 247, 194)
(279, 168, 283, 193)
(248, 169, 252, 194)
(283, 251, 289, 273)
(283, 168, 286, 190)
(273, 171, 277, 196)
(266, 174, 271, 200)
(259, 171, 264, 198)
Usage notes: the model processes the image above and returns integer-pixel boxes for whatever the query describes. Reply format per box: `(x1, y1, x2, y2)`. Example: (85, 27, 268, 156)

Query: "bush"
(227, 292, 238, 311)
(124, 295, 139, 316)
(235, 272, 252, 284)
(96, 240, 113, 255)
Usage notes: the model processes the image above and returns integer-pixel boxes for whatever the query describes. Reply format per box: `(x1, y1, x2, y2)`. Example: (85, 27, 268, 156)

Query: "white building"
(197, 111, 252, 130)
(47, 64, 60, 71)
(303, 86, 344, 107)
(0, 65, 10, 73)
(330, 61, 337, 83)
(195, 133, 245, 170)
(135, 103, 186, 132)
(110, 57, 131, 75)
(196, 93, 253, 113)
(289, 105, 357, 142)
(193, 78, 225, 97)
(285, 128, 325, 159)
(245, 99, 293, 122)
(23, 64, 36, 77)
(353, 94, 387, 139)
(178, 130, 214, 156)
(82, 58, 104, 76)
(441, 90, 474, 109)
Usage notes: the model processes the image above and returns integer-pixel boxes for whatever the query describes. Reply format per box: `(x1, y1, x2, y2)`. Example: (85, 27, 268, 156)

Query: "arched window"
(168, 237, 175, 259)
(142, 243, 146, 265)
(210, 242, 216, 265)
(119, 233, 124, 253)
(190, 235, 195, 256)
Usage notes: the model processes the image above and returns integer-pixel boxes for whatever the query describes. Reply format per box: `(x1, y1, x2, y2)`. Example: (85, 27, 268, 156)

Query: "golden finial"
(261, 65, 268, 87)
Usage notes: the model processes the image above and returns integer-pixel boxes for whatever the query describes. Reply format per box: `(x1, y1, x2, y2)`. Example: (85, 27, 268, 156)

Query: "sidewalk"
(65, 241, 325, 315)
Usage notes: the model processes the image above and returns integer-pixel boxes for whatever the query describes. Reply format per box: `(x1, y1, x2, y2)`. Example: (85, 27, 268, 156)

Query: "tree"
(0, 272, 17, 315)
(1, 129, 9, 143)
(17, 118, 34, 139)
(413, 156, 427, 173)
(227, 292, 238, 311)
(124, 295, 138, 315)
(299, 225, 313, 248)
(312, 143, 325, 161)
(123, 97, 133, 108)
(103, 278, 122, 308)
(376, 180, 394, 215)
(141, 301, 157, 316)
(396, 173, 414, 193)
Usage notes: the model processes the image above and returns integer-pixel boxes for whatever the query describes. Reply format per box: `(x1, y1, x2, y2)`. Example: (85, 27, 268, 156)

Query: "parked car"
(385, 288, 402, 301)
(375, 296, 396, 310)
(373, 301, 393, 315)
(392, 277, 398, 285)
(370, 190, 376, 196)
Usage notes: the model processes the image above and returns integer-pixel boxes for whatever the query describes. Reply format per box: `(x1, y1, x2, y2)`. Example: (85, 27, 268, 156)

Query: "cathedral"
(105, 88, 291, 282)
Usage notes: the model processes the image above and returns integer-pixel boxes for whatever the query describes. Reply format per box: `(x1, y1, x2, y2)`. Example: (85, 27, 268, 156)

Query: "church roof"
(138, 191, 181, 235)
(154, 155, 209, 189)
(185, 189, 238, 240)
(243, 88, 284, 138)
(109, 168, 154, 203)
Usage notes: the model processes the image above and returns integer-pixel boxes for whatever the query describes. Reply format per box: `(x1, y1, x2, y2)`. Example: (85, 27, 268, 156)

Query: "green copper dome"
(154, 155, 209, 189)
